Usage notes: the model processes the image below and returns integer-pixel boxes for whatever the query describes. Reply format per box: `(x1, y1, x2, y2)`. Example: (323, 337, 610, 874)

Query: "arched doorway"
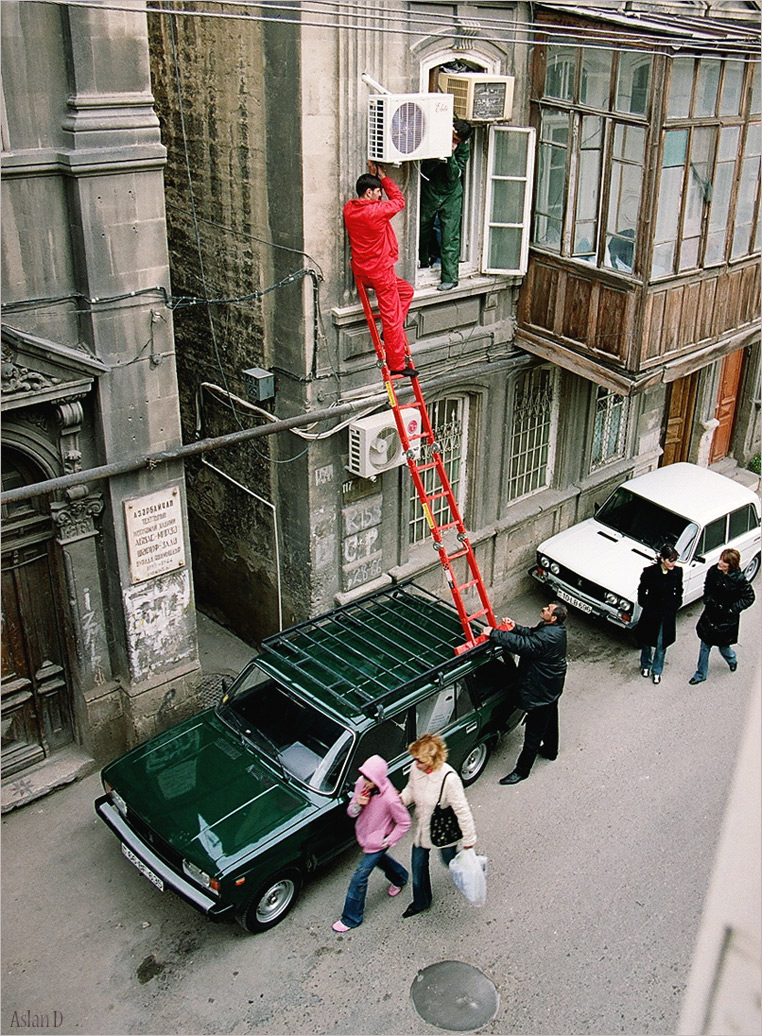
(1, 449, 74, 777)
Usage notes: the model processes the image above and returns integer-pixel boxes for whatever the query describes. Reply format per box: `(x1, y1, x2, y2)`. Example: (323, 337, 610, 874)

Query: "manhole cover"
(410, 960, 500, 1032)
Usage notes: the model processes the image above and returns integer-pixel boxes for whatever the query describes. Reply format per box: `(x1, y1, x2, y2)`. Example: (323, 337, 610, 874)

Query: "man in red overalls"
(343, 160, 416, 378)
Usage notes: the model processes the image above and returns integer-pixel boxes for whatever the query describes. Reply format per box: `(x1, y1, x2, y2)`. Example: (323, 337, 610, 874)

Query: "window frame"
(653, 56, 761, 278)
(533, 104, 647, 275)
(416, 55, 536, 287)
(481, 125, 537, 275)
(697, 515, 728, 557)
(590, 386, 629, 471)
(408, 394, 470, 545)
(505, 365, 559, 503)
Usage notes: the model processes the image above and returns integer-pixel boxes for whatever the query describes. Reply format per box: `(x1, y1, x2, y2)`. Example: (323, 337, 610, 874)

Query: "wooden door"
(661, 372, 699, 466)
(1, 454, 73, 777)
(710, 349, 746, 463)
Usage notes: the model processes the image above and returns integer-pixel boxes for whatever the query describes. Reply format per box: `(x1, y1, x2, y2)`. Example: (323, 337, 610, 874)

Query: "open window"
(417, 59, 535, 285)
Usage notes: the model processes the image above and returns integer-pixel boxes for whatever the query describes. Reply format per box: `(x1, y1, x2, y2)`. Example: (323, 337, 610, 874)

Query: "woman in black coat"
(689, 547, 755, 684)
(636, 542, 683, 685)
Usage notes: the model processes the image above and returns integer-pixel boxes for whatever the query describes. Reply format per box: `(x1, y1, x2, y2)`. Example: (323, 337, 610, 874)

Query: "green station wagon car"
(96, 583, 522, 933)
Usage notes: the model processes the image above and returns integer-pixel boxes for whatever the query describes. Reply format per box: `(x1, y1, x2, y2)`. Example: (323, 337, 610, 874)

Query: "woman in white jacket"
(399, 733, 476, 917)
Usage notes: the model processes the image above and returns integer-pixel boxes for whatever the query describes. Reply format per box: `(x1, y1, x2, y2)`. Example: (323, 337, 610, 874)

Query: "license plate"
(556, 588, 593, 614)
(122, 843, 164, 891)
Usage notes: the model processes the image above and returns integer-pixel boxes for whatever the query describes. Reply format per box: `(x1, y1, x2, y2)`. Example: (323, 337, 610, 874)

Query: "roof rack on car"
(257, 582, 490, 719)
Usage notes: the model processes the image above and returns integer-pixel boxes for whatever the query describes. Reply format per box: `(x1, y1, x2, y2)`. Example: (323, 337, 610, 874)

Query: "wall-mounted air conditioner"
(368, 93, 454, 163)
(438, 73, 514, 122)
(347, 407, 422, 478)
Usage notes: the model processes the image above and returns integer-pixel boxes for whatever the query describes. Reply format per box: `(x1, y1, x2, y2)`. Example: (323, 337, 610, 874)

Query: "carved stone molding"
(1, 350, 60, 396)
(57, 400, 84, 474)
(51, 492, 104, 543)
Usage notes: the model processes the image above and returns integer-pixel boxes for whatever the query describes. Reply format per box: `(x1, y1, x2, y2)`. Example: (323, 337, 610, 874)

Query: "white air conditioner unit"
(438, 73, 514, 122)
(368, 93, 454, 163)
(347, 407, 422, 478)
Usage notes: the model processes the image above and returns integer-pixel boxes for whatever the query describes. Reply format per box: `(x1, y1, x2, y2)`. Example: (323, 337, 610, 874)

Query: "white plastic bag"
(449, 848, 487, 908)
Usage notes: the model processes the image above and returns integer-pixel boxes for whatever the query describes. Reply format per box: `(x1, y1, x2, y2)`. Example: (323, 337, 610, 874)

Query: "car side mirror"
(594, 502, 600, 515)
(694, 554, 706, 564)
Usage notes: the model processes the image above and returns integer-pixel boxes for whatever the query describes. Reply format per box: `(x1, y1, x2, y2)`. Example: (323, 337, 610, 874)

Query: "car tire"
(236, 869, 302, 933)
(743, 553, 760, 582)
(459, 741, 492, 787)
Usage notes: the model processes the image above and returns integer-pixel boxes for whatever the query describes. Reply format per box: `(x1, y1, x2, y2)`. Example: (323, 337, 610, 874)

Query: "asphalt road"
(2, 583, 759, 1036)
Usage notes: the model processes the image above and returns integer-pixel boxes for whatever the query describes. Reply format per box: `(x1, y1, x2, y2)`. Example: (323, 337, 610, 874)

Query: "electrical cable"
(44, 0, 761, 59)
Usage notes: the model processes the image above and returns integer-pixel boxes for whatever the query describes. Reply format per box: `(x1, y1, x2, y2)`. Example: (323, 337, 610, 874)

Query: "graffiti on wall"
(342, 494, 383, 592)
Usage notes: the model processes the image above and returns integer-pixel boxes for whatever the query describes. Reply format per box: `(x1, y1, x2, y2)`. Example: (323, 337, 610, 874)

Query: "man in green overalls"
(418, 118, 474, 292)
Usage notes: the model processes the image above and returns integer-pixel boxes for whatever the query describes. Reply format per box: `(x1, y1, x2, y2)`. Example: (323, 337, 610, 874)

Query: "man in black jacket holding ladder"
(484, 602, 568, 785)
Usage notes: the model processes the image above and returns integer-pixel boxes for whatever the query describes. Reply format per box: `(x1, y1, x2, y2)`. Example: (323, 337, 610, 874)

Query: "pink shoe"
(388, 884, 403, 897)
(332, 921, 351, 933)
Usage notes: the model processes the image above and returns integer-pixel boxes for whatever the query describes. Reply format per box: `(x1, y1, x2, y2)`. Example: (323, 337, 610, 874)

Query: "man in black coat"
(484, 602, 568, 785)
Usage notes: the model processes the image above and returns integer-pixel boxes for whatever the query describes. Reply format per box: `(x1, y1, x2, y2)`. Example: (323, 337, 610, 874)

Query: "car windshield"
(596, 487, 699, 560)
(215, 666, 354, 795)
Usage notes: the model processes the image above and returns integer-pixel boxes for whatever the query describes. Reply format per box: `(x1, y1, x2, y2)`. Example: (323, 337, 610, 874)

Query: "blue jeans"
(691, 640, 737, 682)
(411, 844, 458, 911)
(340, 850, 408, 928)
(640, 624, 667, 676)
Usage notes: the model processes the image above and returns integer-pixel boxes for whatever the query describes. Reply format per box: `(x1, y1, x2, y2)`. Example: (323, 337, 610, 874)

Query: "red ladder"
(351, 264, 497, 654)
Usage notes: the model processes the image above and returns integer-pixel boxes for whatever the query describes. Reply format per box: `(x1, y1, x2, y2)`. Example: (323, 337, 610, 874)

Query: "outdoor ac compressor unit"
(367, 92, 454, 163)
(438, 73, 514, 121)
(347, 407, 422, 478)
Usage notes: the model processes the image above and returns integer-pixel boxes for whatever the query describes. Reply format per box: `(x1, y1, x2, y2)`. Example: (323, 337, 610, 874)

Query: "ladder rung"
(351, 262, 495, 655)
(442, 548, 468, 561)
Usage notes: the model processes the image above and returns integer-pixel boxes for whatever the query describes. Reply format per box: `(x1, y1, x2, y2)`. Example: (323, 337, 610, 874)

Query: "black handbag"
(430, 771, 463, 847)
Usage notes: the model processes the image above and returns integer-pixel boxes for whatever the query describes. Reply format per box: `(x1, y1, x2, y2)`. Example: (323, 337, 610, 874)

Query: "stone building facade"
(145, 1, 759, 647)
(1, 2, 200, 799)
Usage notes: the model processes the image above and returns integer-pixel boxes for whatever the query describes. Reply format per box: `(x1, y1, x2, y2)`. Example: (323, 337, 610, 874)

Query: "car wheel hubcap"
(256, 879, 295, 923)
(461, 744, 487, 781)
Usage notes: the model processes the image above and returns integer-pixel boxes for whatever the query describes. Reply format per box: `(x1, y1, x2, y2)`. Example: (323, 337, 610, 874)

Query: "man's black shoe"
(389, 366, 419, 378)
(499, 771, 527, 785)
(729, 661, 738, 672)
(402, 903, 427, 918)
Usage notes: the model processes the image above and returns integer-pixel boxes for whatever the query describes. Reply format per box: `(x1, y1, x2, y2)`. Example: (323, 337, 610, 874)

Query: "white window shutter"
(481, 126, 536, 275)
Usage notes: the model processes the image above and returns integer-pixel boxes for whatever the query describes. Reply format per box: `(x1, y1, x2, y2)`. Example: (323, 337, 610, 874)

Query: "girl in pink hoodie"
(332, 754, 411, 932)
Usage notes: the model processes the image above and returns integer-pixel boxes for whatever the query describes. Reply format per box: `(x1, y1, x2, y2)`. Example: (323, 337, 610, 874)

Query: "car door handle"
(466, 723, 477, 733)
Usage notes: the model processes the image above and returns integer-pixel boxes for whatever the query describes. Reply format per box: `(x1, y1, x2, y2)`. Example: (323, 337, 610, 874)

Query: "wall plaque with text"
(124, 487, 186, 583)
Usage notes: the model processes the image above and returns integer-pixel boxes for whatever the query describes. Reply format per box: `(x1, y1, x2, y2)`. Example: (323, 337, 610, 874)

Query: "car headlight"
(619, 598, 633, 613)
(539, 555, 550, 568)
(182, 859, 219, 893)
(549, 562, 560, 575)
(605, 592, 618, 605)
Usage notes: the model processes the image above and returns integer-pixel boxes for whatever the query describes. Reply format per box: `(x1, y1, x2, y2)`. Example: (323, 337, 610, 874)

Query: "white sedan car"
(531, 463, 761, 630)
